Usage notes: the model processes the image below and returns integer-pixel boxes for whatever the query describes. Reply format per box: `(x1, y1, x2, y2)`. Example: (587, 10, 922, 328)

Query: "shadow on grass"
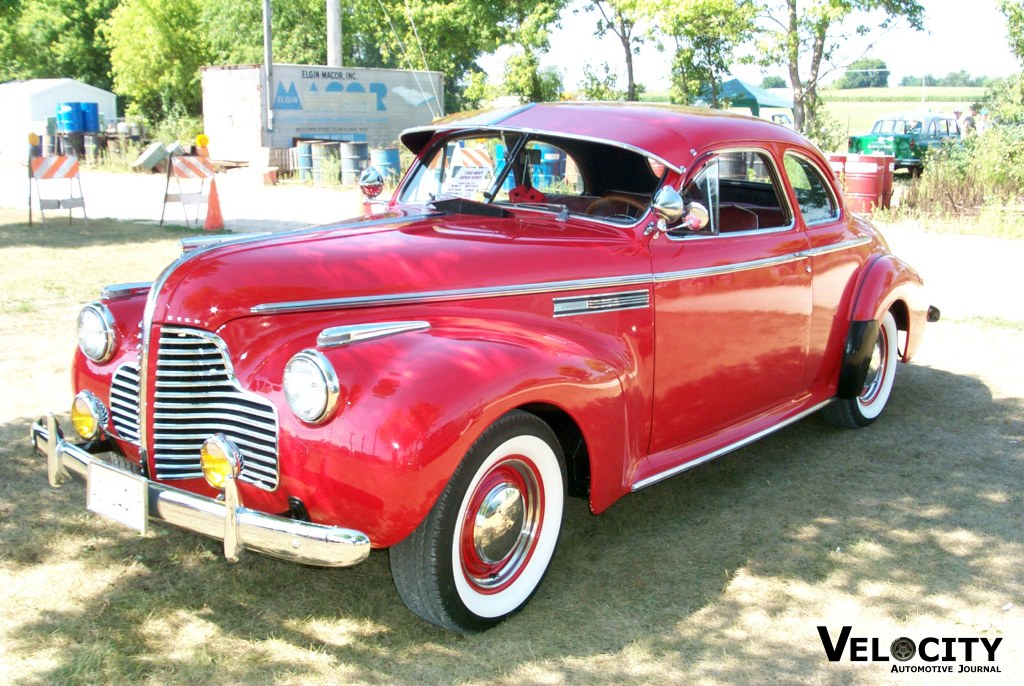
(0, 209, 224, 250)
(2, 360, 1021, 684)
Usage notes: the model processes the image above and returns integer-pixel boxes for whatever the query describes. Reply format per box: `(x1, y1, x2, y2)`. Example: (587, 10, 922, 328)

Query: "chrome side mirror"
(645, 186, 684, 237)
(681, 201, 710, 232)
(359, 167, 384, 199)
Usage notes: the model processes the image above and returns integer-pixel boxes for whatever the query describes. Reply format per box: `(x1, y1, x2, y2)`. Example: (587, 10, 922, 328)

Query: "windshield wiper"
(508, 202, 570, 221)
(429, 196, 512, 218)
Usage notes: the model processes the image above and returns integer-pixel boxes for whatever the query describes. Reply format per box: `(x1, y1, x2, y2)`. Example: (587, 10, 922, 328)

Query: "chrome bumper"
(30, 414, 371, 568)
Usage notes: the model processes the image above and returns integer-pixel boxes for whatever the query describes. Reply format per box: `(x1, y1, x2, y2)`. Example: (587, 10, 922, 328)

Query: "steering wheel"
(586, 193, 649, 216)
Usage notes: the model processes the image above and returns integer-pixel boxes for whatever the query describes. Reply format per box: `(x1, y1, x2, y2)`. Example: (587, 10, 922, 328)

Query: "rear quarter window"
(783, 153, 840, 225)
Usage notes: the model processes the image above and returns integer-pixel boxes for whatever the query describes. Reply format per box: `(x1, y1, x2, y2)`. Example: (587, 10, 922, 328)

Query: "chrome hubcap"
(461, 458, 542, 591)
(474, 483, 526, 564)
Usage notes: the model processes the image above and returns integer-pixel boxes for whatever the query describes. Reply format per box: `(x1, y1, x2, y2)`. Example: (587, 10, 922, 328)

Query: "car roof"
(877, 111, 955, 122)
(401, 102, 810, 175)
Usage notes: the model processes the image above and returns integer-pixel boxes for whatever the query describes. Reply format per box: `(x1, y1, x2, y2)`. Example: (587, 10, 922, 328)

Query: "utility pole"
(327, 0, 342, 67)
(263, 0, 274, 132)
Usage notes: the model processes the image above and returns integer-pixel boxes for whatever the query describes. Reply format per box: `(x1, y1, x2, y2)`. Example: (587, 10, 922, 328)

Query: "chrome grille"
(110, 362, 141, 443)
(153, 326, 279, 490)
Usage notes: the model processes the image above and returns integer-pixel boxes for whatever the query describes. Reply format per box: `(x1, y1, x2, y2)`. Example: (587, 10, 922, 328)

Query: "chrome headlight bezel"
(77, 302, 117, 363)
(283, 349, 340, 425)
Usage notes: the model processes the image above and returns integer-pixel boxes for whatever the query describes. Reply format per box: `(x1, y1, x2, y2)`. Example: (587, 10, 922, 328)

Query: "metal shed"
(0, 78, 118, 161)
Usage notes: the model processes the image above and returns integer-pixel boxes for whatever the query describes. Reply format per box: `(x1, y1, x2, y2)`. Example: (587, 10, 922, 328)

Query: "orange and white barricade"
(30, 155, 86, 223)
(161, 155, 219, 229)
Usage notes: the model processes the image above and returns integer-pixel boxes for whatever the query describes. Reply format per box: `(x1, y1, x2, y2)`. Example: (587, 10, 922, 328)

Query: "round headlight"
(77, 302, 116, 362)
(71, 390, 108, 440)
(283, 350, 340, 424)
(201, 434, 242, 490)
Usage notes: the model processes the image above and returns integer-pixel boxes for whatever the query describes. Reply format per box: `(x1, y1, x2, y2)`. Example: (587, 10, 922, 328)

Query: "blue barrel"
(370, 148, 401, 180)
(81, 102, 100, 133)
(297, 142, 313, 180)
(56, 103, 85, 133)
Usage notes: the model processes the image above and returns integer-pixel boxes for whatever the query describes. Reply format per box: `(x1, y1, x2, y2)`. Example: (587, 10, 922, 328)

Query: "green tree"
(659, 0, 756, 107)
(0, 0, 118, 91)
(103, 0, 213, 121)
(761, 75, 787, 89)
(757, 0, 925, 132)
(1001, 0, 1024, 64)
(577, 62, 626, 100)
(835, 57, 889, 88)
(587, 1, 647, 101)
(500, 0, 566, 103)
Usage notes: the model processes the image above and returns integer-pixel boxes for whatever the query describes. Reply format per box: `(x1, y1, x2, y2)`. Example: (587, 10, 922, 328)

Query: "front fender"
(219, 311, 646, 548)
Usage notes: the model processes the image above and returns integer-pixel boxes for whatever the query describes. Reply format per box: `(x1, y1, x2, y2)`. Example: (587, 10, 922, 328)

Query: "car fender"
(837, 254, 930, 397)
(221, 312, 647, 547)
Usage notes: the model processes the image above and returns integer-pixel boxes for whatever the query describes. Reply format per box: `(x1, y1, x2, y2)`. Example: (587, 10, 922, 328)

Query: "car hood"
(152, 208, 646, 330)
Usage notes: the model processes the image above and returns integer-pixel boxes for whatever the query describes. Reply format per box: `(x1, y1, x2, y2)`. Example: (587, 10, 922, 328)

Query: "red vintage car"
(32, 103, 938, 633)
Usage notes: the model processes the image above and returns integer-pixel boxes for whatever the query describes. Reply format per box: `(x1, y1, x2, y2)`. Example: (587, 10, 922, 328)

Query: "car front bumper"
(30, 414, 371, 568)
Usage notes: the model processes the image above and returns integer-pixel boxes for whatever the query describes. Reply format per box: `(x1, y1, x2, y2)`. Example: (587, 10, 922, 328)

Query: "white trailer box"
(202, 64, 444, 165)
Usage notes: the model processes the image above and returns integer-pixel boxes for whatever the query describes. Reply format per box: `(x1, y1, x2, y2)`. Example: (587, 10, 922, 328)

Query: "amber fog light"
(71, 391, 108, 440)
(200, 434, 242, 490)
(77, 302, 117, 362)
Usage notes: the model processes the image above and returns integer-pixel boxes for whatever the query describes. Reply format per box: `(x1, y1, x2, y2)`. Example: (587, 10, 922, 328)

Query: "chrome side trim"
(317, 321, 431, 348)
(252, 273, 655, 316)
(654, 252, 807, 283)
(553, 290, 650, 317)
(252, 238, 867, 318)
(802, 236, 873, 257)
(101, 282, 152, 300)
(32, 414, 370, 568)
(631, 399, 833, 491)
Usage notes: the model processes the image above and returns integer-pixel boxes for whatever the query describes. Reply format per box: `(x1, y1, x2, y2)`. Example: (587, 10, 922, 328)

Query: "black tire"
(389, 410, 565, 633)
(822, 311, 899, 428)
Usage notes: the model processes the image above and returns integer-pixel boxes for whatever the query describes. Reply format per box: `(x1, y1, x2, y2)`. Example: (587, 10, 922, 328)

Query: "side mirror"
(681, 201, 710, 232)
(652, 186, 684, 224)
(645, 186, 684, 237)
(359, 167, 384, 199)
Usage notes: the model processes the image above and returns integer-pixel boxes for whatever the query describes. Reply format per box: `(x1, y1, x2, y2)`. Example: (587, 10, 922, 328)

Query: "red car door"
(646, 149, 813, 461)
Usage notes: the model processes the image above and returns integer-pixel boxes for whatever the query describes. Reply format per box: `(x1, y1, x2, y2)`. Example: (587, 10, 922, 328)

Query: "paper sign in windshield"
(443, 166, 491, 197)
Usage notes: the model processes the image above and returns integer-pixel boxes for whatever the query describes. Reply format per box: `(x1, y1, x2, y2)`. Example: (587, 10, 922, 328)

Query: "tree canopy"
(835, 58, 889, 89)
(757, 0, 925, 131)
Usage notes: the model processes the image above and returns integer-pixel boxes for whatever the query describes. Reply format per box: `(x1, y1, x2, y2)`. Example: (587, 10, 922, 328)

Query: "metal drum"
(341, 142, 369, 185)
(843, 154, 885, 214)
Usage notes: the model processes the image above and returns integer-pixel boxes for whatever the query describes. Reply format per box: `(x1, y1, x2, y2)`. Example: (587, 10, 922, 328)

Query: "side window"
(784, 153, 840, 225)
(522, 142, 584, 196)
(676, 151, 790, 235)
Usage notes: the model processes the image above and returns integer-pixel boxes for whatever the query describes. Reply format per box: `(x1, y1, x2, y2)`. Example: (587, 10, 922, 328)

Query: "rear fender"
(839, 254, 930, 396)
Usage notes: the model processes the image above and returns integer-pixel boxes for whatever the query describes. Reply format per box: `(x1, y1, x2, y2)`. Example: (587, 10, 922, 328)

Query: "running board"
(631, 399, 834, 492)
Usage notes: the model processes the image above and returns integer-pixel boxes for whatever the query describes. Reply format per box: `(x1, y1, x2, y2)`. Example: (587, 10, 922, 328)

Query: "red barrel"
(826, 153, 847, 186)
(880, 154, 895, 209)
(844, 154, 885, 213)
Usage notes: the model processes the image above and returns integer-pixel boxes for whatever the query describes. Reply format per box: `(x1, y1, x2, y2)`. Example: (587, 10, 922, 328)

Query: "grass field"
(1, 211, 1022, 685)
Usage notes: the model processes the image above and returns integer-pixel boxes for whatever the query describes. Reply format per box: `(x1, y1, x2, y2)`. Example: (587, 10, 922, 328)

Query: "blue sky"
(482, 0, 1021, 92)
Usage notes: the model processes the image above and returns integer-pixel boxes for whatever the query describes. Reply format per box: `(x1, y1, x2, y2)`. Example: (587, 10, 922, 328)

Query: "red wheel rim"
(459, 456, 544, 593)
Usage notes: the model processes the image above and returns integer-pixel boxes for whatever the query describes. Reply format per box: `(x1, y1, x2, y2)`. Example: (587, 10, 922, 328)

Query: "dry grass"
(1, 209, 1022, 685)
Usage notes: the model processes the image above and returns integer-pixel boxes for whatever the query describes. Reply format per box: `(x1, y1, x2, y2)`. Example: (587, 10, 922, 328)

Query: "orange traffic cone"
(204, 177, 224, 231)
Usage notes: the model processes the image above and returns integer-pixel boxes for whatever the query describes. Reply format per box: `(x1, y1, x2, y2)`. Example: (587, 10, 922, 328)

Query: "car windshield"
(872, 119, 923, 135)
(398, 131, 665, 224)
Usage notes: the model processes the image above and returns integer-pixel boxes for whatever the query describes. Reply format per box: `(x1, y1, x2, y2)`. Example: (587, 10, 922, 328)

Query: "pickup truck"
(848, 112, 961, 173)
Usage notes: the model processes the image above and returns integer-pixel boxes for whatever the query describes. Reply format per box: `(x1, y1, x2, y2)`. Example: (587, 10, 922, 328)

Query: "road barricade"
(30, 155, 87, 224)
(161, 156, 217, 228)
